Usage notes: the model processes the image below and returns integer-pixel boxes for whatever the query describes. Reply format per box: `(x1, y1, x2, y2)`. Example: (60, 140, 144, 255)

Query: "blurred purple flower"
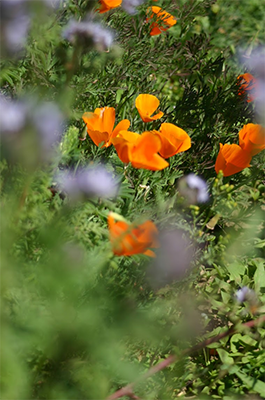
(32, 102, 64, 152)
(63, 20, 114, 51)
(0, 95, 27, 134)
(56, 166, 120, 200)
(0, 95, 64, 163)
(122, 0, 146, 14)
(239, 47, 265, 123)
(0, 0, 30, 56)
(178, 173, 209, 204)
(147, 230, 195, 289)
(235, 287, 256, 303)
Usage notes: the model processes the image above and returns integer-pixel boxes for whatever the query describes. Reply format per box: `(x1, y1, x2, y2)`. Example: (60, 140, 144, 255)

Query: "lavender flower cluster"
(56, 167, 120, 200)
(0, 95, 64, 165)
(0, 0, 64, 57)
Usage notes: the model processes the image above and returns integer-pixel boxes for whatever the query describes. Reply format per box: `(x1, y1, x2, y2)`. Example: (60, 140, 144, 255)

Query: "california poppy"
(82, 107, 130, 147)
(97, 0, 122, 13)
(238, 123, 265, 156)
(215, 143, 252, 177)
(135, 94, 164, 123)
(146, 6, 177, 36)
(237, 73, 257, 102)
(108, 213, 159, 257)
(112, 130, 169, 170)
(155, 122, 191, 158)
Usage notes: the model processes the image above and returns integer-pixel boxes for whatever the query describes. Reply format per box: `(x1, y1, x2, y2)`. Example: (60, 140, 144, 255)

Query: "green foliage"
(1, 0, 265, 399)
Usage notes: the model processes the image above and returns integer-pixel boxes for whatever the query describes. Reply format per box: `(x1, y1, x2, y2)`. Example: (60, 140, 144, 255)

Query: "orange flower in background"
(112, 130, 169, 170)
(97, 0, 122, 13)
(215, 143, 252, 177)
(237, 73, 257, 102)
(238, 123, 265, 156)
(82, 107, 130, 147)
(155, 122, 191, 158)
(135, 94, 164, 122)
(146, 6, 177, 36)
(108, 213, 159, 257)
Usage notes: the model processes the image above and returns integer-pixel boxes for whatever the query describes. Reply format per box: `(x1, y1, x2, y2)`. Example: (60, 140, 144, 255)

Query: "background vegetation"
(1, 0, 265, 399)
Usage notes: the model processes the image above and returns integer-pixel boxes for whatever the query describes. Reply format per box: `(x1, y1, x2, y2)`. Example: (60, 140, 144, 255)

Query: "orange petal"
(108, 214, 159, 257)
(130, 131, 169, 170)
(238, 123, 265, 156)
(147, 6, 177, 36)
(215, 143, 252, 177)
(96, 107, 116, 135)
(83, 107, 116, 147)
(135, 94, 164, 123)
(156, 123, 191, 158)
(97, 0, 122, 13)
(112, 130, 140, 163)
(112, 119, 131, 139)
(237, 73, 257, 102)
(86, 129, 110, 147)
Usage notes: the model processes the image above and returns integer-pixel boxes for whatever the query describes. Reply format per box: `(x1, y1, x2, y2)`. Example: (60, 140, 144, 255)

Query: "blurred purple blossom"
(63, 20, 114, 51)
(0, 95, 64, 163)
(122, 0, 146, 14)
(235, 287, 256, 303)
(147, 230, 195, 289)
(0, 0, 30, 56)
(178, 174, 209, 204)
(56, 166, 120, 200)
(239, 47, 265, 123)
(0, 95, 27, 134)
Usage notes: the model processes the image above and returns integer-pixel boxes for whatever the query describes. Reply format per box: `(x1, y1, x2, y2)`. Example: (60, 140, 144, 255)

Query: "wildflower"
(215, 143, 252, 177)
(135, 94, 164, 123)
(154, 122, 191, 158)
(238, 123, 265, 156)
(0, 95, 64, 164)
(63, 20, 114, 51)
(178, 174, 209, 204)
(112, 130, 169, 170)
(146, 6, 177, 36)
(0, 0, 30, 57)
(108, 213, 159, 257)
(122, 0, 146, 14)
(56, 166, 119, 200)
(235, 287, 259, 314)
(147, 230, 194, 288)
(237, 73, 257, 102)
(97, 0, 122, 13)
(82, 107, 130, 147)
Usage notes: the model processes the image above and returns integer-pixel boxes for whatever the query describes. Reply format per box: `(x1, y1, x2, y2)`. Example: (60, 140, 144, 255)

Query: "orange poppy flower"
(155, 122, 191, 158)
(82, 107, 130, 148)
(215, 143, 252, 177)
(238, 123, 265, 156)
(135, 94, 164, 123)
(146, 6, 177, 36)
(237, 73, 257, 102)
(112, 130, 169, 170)
(108, 213, 159, 257)
(97, 0, 122, 13)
